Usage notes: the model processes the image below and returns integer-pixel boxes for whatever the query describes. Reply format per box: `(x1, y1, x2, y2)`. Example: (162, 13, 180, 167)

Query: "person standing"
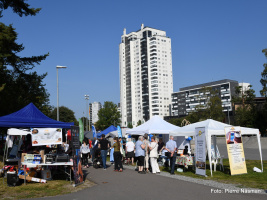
(157, 138, 165, 154)
(143, 134, 150, 173)
(111, 137, 123, 172)
(88, 138, 92, 159)
(110, 140, 115, 165)
(135, 136, 146, 174)
(91, 137, 98, 162)
(149, 136, 160, 174)
(126, 138, 135, 165)
(98, 134, 110, 170)
(165, 135, 177, 175)
(80, 140, 90, 168)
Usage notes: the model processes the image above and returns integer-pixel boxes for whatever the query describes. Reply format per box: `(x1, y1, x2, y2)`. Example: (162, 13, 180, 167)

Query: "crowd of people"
(80, 134, 178, 175)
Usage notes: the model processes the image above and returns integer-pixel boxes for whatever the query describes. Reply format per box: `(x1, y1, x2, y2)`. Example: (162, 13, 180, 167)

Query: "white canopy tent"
(170, 119, 263, 176)
(126, 116, 179, 135)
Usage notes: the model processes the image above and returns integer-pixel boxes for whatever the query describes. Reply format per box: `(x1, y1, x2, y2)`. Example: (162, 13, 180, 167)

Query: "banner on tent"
(31, 128, 62, 146)
(225, 126, 247, 175)
(195, 127, 206, 176)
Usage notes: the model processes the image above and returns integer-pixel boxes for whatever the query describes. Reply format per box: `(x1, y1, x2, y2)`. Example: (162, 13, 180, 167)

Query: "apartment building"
(171, 79, 239, 117)
(119, 24, 173, 127)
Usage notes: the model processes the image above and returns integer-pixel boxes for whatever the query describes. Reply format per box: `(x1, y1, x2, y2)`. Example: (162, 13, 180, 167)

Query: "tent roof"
(170, 119, 259, 136)
(106, 128, 129, 138)
(97, 125, 117, 138)
(126, 115, 179, 135)
(0, 103, 74, 128)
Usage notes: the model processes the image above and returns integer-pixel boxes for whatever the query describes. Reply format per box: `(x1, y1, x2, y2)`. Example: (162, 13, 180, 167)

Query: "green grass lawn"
(0, 178, 94, 200)
(160, 159, 267, 190)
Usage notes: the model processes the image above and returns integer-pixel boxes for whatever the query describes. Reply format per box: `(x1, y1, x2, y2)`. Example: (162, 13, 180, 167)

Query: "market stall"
(3, 127, 74, 186)
(126, 115, 180, 144)
(170, 119, 263, 176)
(0, 103, 75, 186)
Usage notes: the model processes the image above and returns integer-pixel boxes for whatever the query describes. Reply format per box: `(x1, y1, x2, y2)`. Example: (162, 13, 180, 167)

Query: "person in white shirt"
(149, 136, 160, 174)
(126, 138, 135, 165)
(80, 140, 90, 168)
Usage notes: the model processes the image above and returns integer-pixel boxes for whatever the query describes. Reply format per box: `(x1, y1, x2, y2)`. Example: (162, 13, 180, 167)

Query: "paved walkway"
(29, 162, 266, 200)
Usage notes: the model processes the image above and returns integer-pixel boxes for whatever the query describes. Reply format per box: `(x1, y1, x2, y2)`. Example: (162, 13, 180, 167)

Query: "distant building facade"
(119, 24, 173, 127)
(238, 82, 251, 97)
(90, 102, 102, 125)
(171, 79, 239, 117)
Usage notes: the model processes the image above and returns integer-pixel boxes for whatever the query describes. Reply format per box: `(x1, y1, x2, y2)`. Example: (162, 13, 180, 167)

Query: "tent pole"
(207, 130, 213, 177)
(3, 134, 8, 185)
(257, 133, 263, 172)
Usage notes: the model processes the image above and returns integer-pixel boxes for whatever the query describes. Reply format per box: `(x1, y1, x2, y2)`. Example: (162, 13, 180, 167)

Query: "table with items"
(2, 128, 76, 187)
(21, 161, 73, 185)
(175, 155, 194, 169)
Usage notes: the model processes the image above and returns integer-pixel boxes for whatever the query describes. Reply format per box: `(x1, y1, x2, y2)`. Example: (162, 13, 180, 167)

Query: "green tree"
(260, 49, 267, 97)
(232, 85, 256, 128)
(136, 120, 142, 126)
(127, 122, 133, 128)
(168, 117, 185, 127)
(259, 48, 267, 135)
(95, 101, 121, 131)
(0, 1, 49, 116)
(49, 106, 78, 125)
(0, 0, 41, 17)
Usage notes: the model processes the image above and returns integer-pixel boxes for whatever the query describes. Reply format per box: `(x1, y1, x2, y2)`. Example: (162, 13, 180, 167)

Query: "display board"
(71, 126, 84, 186)
(195, 127, 206, 176)
(31, 128, 62, 146)
(225, 126, 247, 175)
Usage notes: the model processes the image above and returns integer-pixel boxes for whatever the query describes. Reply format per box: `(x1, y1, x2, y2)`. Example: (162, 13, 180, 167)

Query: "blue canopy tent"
(97, 125, 117, 138)
(0, 103, 74, 128)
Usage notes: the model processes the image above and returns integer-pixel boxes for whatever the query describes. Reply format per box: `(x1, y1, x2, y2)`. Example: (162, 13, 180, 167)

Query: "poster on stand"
(71, 126, 84, 186)
(195, 127, 206, 176)
(31, 128, 62, 146)
(225, 126, 247, 175)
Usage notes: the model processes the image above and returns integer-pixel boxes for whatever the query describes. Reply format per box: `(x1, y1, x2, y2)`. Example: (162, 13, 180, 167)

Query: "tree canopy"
(48, 106, 78, 126)
(0, 0, 41, 17)
(232, 85, 256, 128)
(0, 1, 49, 116)
(95, 101, 121, 131)
(258, 48, 267, 135)
(260, 49, 267, 97)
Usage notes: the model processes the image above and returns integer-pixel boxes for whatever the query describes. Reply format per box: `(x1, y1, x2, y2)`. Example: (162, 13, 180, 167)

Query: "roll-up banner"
(71, 126, 84, 187)
(92, 125, 97, 138)
(195, 127, 206, 176)
(225, 126, 247, 175)
(117, 126, 122, 143)
(79, 118, 84, 143)
(31, 128, 62, 146)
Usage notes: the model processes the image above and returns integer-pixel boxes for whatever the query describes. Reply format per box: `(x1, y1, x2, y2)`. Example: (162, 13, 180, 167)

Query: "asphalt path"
(29, 164, 266, 200)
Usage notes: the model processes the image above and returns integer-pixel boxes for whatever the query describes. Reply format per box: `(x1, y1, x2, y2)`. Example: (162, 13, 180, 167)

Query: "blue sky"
(2, 0, 267, 119)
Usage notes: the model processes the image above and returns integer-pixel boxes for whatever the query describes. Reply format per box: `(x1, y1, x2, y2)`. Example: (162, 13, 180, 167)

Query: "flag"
(92, 125, 97, 138)
(79, 118, 84, 143)
(117, 126, 122, 143)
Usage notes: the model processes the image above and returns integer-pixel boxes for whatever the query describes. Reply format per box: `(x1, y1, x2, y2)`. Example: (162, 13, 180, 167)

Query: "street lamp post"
(85, 95, 89, 131)
(56, 65, 67, 121)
